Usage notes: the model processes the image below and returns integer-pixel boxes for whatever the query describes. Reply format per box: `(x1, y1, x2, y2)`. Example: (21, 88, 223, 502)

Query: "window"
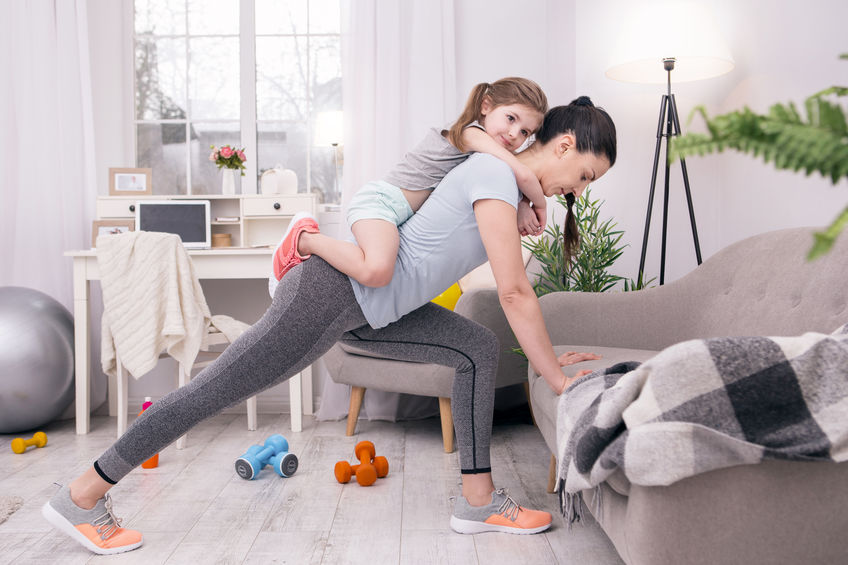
(133, 0, 342, 203)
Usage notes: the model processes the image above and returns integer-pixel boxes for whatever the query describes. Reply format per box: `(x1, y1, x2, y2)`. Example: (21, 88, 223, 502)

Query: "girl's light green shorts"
(347, 181, 414, 228)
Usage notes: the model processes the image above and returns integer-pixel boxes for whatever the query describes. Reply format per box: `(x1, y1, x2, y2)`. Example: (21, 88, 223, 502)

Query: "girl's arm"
(461, 128, 547, 221)
(473, 198, 578, 394)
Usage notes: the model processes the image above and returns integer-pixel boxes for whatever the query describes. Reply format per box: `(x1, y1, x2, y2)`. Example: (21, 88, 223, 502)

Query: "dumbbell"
(235, 434, 298, 480)
(11, 431, 48, 454)
(334, 441, 389, 486)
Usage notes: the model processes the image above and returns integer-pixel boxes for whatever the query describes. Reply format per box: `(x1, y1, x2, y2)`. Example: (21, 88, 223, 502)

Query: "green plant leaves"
(522, 188, 631, 295)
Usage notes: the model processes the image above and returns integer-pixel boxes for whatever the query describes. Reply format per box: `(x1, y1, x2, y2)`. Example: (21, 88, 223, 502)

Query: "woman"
(43, 97, 616, 554)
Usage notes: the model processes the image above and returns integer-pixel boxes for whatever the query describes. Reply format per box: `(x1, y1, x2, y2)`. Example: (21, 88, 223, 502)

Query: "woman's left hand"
(558, 351, 601, 366)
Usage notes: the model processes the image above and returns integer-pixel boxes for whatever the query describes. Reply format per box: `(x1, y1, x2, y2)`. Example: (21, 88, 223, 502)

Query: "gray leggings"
(95, 257, 499, 483)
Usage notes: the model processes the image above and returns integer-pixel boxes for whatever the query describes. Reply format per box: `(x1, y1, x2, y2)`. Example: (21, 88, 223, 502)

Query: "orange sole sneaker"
(42, 487, 143, 555)
(450, 488, 552, 534)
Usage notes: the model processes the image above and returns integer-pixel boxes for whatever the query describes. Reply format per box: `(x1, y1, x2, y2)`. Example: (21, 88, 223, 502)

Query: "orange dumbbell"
(334, 441, 389, 486)
(11, 431, 48, 454)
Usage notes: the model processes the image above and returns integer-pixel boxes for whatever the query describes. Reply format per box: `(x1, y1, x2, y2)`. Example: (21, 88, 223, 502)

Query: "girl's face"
(479, 100, 543, 153)
(538, 135, 611, 199)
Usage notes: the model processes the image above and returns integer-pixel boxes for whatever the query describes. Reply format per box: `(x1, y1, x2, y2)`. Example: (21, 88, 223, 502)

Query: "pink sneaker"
(268, 212, 320, 297)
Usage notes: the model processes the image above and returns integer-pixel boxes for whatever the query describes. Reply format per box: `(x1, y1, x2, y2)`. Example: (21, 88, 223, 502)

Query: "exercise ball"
(0, 287, 74, 433)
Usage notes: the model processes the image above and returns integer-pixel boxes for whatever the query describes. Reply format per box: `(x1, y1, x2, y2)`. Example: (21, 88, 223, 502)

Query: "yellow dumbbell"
(11, 431, 48, 454)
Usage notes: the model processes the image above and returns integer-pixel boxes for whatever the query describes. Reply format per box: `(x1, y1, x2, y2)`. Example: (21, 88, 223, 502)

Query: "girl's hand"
(517, 199, 540, 236)
(532, 201, 547, 234)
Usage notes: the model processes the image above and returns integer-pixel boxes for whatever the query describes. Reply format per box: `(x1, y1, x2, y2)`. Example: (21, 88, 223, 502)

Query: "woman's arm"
(461, 128, 547, 222)
(473, 198, 574, 393)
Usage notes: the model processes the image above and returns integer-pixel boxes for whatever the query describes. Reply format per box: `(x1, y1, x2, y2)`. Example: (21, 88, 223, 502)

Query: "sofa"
(525, 227, 848, 564)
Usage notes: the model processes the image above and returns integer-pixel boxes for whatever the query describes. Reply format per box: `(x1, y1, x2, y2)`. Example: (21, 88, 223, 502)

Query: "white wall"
(454, 0, 576, 112)
(575, 0, 848, 284)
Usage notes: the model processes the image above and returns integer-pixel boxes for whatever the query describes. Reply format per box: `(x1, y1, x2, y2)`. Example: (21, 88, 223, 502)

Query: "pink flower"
(220, 146, 234, 159)
(209, 151, 218, 162)
(236, 150, 246, 162)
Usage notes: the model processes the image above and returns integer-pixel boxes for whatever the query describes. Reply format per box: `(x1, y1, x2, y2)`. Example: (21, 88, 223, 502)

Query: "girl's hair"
(448, 77, 548, 152)
(537, 96, 617, 267)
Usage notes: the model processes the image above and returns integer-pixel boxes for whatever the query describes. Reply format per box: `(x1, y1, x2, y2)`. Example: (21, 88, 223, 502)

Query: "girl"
(269, 77, 549, 296)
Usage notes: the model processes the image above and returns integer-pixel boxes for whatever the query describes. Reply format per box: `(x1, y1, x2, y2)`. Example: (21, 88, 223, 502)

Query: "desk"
(65, 247, 311, 435)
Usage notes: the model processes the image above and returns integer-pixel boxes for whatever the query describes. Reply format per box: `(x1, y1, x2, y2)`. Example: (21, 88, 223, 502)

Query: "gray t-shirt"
(382, 124, 485, 190)
(352, 153, 520, 328)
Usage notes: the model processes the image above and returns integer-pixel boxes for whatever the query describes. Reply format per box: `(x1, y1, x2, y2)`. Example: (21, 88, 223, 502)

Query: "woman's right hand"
(550, 369, 594, 395)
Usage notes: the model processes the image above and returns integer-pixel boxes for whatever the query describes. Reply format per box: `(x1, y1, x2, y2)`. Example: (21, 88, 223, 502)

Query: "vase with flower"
(209, 144, 247, 194)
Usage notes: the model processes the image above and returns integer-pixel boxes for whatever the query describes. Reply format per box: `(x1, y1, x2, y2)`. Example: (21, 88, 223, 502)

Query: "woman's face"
(538, 136, 611, 199)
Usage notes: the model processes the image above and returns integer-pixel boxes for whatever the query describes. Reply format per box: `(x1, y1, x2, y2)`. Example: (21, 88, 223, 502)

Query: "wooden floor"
(0, 409, 623, 564)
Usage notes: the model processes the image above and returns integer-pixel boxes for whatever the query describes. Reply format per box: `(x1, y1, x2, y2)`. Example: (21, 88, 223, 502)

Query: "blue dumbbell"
(234, 434, 299, 480)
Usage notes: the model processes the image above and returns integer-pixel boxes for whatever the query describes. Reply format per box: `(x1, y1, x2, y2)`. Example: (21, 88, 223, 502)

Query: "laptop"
(135, 200, 212, 249)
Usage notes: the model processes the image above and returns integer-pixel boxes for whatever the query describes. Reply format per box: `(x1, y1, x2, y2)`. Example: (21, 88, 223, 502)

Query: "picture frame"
(92, 219, 135, 248)
(109, 167, 152, 196)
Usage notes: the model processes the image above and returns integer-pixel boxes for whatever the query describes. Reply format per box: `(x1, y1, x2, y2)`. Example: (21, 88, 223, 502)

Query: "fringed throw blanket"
(556, 324, 848, 523)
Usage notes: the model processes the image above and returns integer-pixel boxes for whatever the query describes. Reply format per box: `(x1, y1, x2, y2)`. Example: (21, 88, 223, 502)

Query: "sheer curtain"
(316, 0, 457, 421)
(0, 0, 97, 309)
(0, 0, 100, 417)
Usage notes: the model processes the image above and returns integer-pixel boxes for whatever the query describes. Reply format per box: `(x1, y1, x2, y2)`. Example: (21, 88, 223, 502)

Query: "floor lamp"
(605, 2, 734, 284)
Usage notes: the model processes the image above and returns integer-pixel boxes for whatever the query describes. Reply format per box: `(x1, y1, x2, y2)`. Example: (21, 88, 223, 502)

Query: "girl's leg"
(299, 219, 399, 288)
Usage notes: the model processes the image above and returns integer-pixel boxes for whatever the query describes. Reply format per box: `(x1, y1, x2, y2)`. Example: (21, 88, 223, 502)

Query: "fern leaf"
(808, 205, 848, 260)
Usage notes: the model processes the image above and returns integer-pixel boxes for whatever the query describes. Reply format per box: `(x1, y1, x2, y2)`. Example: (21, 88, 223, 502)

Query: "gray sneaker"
(42, 485, 143, 554)
(450, 488, 552, 534)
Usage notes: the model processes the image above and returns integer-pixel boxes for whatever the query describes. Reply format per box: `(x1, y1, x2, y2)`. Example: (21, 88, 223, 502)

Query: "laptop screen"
(135, 200, 211, 249)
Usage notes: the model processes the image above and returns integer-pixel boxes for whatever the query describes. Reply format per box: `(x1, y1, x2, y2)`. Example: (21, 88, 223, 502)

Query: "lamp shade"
(605, 2, 734, 84)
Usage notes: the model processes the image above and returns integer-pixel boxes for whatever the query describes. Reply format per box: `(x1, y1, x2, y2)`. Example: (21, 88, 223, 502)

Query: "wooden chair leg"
(547, 454, 557, 493)
(346, 386, 366, 436)
(523, 382, 537, 426)
(438, 397, 455, 453)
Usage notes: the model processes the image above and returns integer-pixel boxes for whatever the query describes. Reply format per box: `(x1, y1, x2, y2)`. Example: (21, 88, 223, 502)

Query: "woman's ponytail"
(563, 193, 579, 269)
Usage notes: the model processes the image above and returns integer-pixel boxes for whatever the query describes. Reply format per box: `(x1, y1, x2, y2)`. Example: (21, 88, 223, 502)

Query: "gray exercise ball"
(0, 287, 75, 433)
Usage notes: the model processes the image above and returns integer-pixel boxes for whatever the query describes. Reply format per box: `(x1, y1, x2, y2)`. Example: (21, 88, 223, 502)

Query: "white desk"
(65, 247, 311, 435)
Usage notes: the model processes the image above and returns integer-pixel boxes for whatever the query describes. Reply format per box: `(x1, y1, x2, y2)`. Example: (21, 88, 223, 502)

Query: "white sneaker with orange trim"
(42, 486, 143, 555)
(450, 488, 552, 534)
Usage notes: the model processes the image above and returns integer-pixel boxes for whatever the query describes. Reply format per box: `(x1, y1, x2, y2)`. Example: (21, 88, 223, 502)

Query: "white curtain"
(0, 0, 97, 310)
(316, 0, 457, 421)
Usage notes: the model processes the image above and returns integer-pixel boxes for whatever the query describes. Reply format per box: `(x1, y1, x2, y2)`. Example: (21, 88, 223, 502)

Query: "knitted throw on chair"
(556, 324, 848, 524)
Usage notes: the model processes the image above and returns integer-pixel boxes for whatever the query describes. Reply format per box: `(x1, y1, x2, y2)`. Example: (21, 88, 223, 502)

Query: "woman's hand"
(558, 351, 601, 366)
(550, 351, 601, 394)
(549, 368, 595, 395)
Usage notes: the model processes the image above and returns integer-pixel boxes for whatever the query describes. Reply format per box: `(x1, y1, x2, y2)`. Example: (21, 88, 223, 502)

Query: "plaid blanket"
(556, 324, 848, 523)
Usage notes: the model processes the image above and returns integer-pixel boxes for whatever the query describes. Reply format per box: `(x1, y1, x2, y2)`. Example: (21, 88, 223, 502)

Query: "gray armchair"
(323, 283, 530, 453)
